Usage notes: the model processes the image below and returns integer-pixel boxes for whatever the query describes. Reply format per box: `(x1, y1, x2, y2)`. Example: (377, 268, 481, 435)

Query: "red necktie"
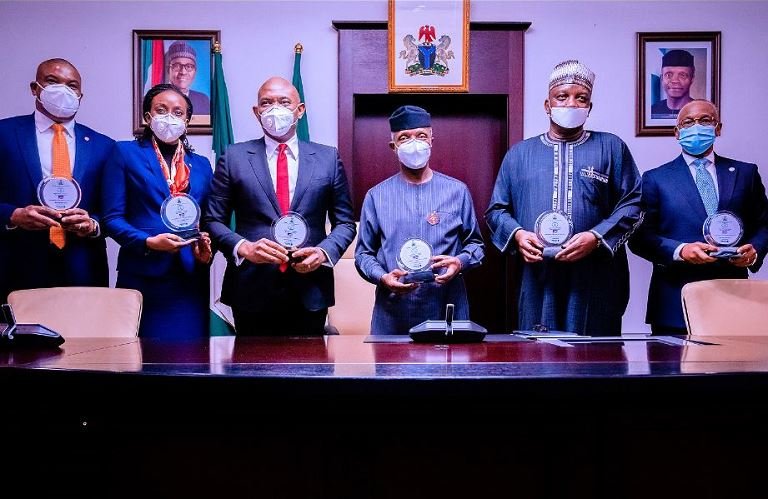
(276, 143, 289, 272)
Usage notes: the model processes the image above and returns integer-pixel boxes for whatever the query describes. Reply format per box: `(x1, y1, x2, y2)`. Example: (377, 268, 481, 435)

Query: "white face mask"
(549, 106, 590, 129)
(37, 82, 80, 119)
(150, 113, 187, 143)
(396, 139, 431, 170)
(260, 105, 297, 138)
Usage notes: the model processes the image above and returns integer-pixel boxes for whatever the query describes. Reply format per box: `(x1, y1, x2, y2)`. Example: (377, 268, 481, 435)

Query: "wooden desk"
(2, 335, 767, 497)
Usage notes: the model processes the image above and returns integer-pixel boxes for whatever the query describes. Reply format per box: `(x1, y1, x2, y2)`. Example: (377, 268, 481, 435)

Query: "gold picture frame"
(388, 0, 470, 93)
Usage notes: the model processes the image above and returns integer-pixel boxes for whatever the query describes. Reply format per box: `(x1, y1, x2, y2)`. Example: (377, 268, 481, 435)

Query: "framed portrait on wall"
(636, 31, 721, 136)
(132, 30, 220, 135)
(388, 0, 470, 92)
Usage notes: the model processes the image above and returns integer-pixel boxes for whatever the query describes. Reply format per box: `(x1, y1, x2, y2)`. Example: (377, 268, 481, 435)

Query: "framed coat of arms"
(388, 0, 470, 92)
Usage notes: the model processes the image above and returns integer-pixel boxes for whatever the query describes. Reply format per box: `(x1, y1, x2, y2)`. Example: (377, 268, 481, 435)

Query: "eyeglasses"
(678, 116, 718, 129)
(170, 63, 196, 72)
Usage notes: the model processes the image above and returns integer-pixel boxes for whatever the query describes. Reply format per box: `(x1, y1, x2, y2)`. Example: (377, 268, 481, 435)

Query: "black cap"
(389, 105, 431, 132)
(662, 49, 694, 68)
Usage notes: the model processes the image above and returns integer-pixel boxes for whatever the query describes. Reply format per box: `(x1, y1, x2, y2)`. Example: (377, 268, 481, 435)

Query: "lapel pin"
(84, 136, 90, 142)
(728, 167, 735, 172)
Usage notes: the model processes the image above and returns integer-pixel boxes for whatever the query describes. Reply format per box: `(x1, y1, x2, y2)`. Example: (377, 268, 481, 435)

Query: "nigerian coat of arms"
(399, 25, 454, 77)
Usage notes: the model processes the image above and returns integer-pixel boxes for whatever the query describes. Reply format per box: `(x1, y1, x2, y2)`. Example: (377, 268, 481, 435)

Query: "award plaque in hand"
(37, 176, 82, 211)
(703, 211, 744, 258)
(160, 193, 201, 240)
(272, 212, 309, 263)
(534, 210, 574, 259)
(398, 238, 435, 284)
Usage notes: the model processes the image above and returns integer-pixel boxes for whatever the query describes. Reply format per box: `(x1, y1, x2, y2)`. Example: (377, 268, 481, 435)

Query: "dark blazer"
(101, 139, 212, 277)
(0, 114, 114, 300)
(630, 153, 768, 329)
(202, 137, 356, 313)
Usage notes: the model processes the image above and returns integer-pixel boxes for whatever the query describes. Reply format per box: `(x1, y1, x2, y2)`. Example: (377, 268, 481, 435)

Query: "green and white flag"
(209, 42, 236, 336)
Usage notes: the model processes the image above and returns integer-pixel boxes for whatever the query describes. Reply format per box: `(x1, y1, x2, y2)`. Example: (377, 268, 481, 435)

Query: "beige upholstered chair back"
(7, 287, 143, 338)
(327, 224, 376, 335)
(681, 279, 768, 336)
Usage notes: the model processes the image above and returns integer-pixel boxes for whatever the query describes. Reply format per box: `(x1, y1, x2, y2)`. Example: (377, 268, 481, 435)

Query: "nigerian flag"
(292, 43, 310, 141)
(209, 42, 236, 336)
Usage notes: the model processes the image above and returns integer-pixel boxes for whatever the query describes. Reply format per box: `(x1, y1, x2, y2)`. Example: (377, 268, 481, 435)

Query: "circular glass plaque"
(703, 211, 743, 247)
(534, 210, 574, 246)
(272, 212, 308, 249)
(37, 176, 81, 211)
(397, 238, 433, 272)
(160, 193, 201, 232)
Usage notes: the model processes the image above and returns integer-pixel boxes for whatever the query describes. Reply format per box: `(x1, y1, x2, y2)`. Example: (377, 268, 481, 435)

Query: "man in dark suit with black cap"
(651, 49, 696, 118)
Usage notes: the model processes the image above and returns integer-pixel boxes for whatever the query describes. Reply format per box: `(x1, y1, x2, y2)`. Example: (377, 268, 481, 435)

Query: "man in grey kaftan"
(486, 60, 642, 335)
(355, 106, 484, 334)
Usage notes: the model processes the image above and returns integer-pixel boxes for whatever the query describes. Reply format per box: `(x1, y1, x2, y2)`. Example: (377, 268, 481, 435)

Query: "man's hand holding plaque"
(34, 176, 94, 236)
(272, 211, 309, 270)
(534, 210, 574, 259)
(397, 238, 436, 284)
(703, 211, 743, 259)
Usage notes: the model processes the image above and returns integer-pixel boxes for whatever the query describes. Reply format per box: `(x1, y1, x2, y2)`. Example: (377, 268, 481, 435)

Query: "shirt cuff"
(589, 229, 612, 256)
(502, 227, 522, 254)
(319, 248, 334, 268)
(89, 219, 100, 238)
(233, 239, 246, 266)
(673, 243, 686, 262)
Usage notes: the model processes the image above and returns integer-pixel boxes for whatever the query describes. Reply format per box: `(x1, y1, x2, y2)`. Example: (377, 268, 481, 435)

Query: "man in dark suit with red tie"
(630, 100, 768, 333)
(203, 76, 356, 335)
(0, 59, 114, 302)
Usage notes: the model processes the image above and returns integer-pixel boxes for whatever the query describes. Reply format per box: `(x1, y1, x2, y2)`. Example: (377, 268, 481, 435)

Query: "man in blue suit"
(0, 59, 114, 302)
(630, 100, 768, 333)
(203, 76, 356, 335)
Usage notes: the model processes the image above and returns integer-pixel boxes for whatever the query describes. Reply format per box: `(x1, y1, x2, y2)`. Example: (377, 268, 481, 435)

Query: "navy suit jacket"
(202, 137, 356, 313)
(101, 139, 212, 277)
(630, 153, 768, 329)
(0, 114, 114, 300)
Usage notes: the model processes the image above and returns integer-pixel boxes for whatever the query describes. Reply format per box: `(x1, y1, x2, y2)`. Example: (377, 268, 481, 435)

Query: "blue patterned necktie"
(693, 158, 718, 215)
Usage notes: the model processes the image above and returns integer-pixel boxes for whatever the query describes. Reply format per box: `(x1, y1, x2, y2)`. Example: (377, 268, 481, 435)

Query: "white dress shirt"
(263, 133, 300, 201)
(35, 109, 76, 177)
(673, 151, 718, 261)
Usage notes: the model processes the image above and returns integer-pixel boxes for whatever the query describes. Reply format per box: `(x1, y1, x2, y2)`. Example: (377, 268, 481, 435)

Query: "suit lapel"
(714, 154, 737, 211)
(670, 154, 709, 220)
(17, 115, 43, 188)
(291, 141, 316, 211)
(139, 140, 173, 196)
(246, 139, 282, 217)
(72, 123, 90, 183)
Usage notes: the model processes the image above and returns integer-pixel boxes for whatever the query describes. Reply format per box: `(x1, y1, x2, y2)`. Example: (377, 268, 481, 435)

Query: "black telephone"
(1, 303, 65, 348)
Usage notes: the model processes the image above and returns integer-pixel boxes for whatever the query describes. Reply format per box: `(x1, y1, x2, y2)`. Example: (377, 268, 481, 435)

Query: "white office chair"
(681, 279, 768, 336)
(7, 286, 143, 338)
(326, 224, 376, 335)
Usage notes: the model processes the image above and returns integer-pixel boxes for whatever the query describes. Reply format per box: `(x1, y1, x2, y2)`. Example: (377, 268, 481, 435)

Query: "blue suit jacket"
(629, 154, 768, 329)
(101, 139, 212, 277)
(0, 114, 114, 300)
(202, 137, 356, 313)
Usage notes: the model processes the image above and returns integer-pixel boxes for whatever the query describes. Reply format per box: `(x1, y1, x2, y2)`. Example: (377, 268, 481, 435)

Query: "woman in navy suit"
(102, 84, 213, 338)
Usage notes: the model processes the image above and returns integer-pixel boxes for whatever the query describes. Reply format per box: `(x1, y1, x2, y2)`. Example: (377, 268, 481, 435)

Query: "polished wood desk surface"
(3, 334, 768, 378)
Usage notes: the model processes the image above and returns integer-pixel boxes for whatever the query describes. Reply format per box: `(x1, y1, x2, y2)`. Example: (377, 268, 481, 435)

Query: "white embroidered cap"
(549, 60, 595, 92)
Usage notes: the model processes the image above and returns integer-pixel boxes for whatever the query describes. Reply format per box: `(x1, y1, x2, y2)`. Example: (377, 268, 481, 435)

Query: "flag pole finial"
(294, 43, 303, 54)
(213, 41, 222, 54)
